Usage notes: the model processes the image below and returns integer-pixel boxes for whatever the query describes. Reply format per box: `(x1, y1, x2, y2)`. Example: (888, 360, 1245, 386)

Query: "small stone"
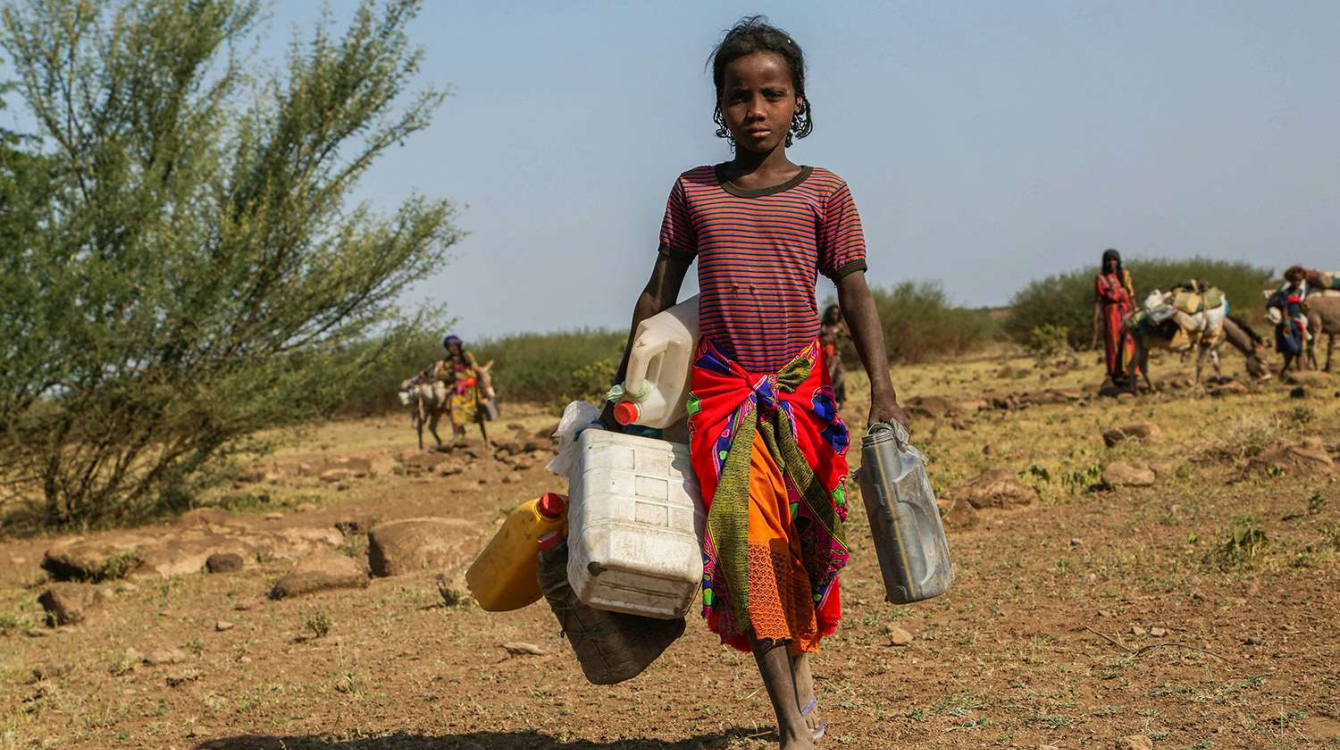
(233, 601, 254, 611)
(205, 553, 244, 574)
(164, 667, 202, 687)
(144, 648, 189, 666)
(1130, 625, 1148, 637)
(37, 583, 104, 626)
(1103, 460, 1156, 488)
(1069, 538, 1083, 547)
(1102, 421, 1163, 447)
(263, 513, 284, 520)
(887, 626, 914, 647)
(500, 642, 546, 657)
(1244, 635, 1262, 646)
(295, 502, 318, 513)
(215, 620, 235, 632)
(1149, 627, 1167, 637)
(1115, 736, 1153, 750)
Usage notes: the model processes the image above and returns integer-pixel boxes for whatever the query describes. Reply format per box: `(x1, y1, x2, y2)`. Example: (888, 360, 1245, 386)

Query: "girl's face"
(448, 341, 462, 356)
(1104, 257, 1119, 273)
(719, 52, 800, 154)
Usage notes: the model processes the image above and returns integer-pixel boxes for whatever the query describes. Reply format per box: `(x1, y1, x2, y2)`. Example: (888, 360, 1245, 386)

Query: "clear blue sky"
(23, 2, 1340, 340)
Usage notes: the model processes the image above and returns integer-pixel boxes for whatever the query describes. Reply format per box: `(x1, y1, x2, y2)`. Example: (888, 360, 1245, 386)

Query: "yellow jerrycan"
(466, 492, 567, 611)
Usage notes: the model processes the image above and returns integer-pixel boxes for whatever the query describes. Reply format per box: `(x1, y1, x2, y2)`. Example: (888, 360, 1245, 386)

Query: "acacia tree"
(0, 0, 461, 527)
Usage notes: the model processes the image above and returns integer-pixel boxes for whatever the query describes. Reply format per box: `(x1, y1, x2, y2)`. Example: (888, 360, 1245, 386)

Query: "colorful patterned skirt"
(687, 338, 851, 655)
(450, 377, 480, 429)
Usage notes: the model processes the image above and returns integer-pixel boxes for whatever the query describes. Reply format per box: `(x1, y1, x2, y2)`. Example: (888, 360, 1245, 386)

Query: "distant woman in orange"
(1094, 248, 1136, 385)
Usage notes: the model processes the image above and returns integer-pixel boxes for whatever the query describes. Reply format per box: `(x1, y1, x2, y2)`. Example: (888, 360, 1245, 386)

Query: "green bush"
(858, 282, 1001, 364)
(1006, 257, 1275, 349)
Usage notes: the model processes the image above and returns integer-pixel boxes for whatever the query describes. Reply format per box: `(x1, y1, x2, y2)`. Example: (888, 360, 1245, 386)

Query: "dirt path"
(2, 353, 1339, 749)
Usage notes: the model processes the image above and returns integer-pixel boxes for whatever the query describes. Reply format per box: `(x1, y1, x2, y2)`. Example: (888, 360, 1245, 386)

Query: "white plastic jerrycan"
(612, 295, 700, 430)
(566, 428, 704, 619)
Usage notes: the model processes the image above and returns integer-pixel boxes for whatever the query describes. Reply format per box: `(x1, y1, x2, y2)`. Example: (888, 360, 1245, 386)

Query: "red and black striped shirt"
(659, 164, 868, 372)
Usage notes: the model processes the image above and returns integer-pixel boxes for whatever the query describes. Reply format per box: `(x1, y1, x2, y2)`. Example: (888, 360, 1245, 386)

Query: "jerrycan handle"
(625, 336, 671, 396)
(867, 420, 912, 451)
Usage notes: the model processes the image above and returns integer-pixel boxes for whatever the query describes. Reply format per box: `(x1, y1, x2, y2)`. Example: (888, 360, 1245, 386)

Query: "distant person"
(429, 335, 493, 446)
(1094, 248, 1136, 386)
(819, 304, 850, 407)
(601, 17, 910, 749)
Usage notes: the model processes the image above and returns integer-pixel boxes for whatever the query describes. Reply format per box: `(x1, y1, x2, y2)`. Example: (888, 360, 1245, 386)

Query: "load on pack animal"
(1123, 282, 1269, 389)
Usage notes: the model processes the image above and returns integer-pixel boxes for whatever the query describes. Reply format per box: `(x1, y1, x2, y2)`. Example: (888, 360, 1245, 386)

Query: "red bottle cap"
(538, 530, 563, 551)
(613, 401, 640, 425)
(536, 492, 566, 519)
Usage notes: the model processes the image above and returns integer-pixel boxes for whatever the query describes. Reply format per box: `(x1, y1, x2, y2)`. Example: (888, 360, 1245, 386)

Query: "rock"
(205, 552, 244, 574)
(37, 583, 103, 626)
(367, 518, 479, 577)
(235, 465, 284, 484)
(1159, 374, 1195, 390)
(951, 470, 1036, 510)
(500, 642, 546, 657)
(29, 663, 73, 683)
(215, 620, 235, 632)
(164, 667, 202, 687)
(333, 515, 379, 536)
(365, 452, 398, 477)
(1285, 370, 1332, 387)
(309, 457, 372, 483)
(295, 502, 319, 513)
(144, 648, 189, 666)
(1115, 737, 1153, 750)
(130, 532, 251, 579)
(1147, 458, 1180, 477)
(269, 554, 369, 599)
(1130, 625, 1147, 637)
(1103, 461, 1156, 487)
(887, 626, 914, 647)
(1149, 627, 1167, 637)
(1290, 387, 1309, 399)
(952, 399, 989, 414)
(41, 536, 149, 581)
(399, 452, 448, 472)
(1247, 437, 1334, 478)
(1211, 381, 1250, 397)
(1030, 388, 1083, 405)
(1103, 421, 1163, 447)
(936, 496, 979, 530)
(906, 396, 951, 419)
(263, 513, 284, 520)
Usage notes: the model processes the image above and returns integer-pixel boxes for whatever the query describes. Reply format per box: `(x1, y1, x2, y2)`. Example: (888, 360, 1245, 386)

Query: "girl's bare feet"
(793, 653, 823, 739)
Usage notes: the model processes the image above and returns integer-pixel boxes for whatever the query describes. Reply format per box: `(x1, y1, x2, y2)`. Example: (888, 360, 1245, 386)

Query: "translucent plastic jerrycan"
(567, 428, 704, 619)
(613, 295, 700, 429)
(856, 422, 954, 604)
(466, 492, 567, 612)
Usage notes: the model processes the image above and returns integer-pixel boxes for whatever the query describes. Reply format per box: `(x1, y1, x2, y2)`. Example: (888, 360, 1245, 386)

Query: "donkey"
(1124, 291, 1269, 390)
(399, 377, 448, 450)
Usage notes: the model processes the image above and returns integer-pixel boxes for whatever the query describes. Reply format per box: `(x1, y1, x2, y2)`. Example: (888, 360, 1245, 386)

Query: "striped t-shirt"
(659, 164, 868, 373)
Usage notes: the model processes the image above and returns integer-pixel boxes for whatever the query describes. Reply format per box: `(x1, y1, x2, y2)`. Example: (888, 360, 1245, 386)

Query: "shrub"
(830, 282, 1001, 365)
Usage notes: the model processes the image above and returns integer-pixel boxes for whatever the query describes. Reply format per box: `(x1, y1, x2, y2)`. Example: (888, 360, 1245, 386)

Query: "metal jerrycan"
(855, 421, 955, 604)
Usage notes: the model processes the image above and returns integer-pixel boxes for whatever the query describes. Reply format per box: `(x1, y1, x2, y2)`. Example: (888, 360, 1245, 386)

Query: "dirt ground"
(2, 349, 1338, 750)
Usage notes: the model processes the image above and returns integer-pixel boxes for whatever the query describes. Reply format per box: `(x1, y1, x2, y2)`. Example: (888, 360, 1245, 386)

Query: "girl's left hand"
(868, 392, 911, 431)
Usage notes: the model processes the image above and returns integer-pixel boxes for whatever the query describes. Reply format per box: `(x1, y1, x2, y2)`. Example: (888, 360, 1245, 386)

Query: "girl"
(1094, 248, 1136, 386)
(819, 304, 850, 407)
(603, 17, 909, 749)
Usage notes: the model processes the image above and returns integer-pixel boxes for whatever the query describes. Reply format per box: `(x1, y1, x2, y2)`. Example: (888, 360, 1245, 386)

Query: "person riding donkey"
(417, 335, 497, 446)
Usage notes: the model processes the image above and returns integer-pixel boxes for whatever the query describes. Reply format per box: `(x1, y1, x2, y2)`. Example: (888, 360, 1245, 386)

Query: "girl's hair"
(822, 304, 842, 325)
(1101, 248, 1123, 273)
(709, 16, 813, 148)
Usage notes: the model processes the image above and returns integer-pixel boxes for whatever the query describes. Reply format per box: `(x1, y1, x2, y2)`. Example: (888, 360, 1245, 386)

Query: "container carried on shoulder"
(856, 421, 955, 604)
(538, 540, 685, 685)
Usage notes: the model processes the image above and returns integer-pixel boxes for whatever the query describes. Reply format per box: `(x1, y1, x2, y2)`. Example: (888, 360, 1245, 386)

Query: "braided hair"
(709, 16, 813, 148)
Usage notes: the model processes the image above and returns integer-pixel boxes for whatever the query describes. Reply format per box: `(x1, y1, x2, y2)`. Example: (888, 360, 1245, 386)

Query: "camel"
(1123, 291, 1269, 390)
(399, 360, 498, 449)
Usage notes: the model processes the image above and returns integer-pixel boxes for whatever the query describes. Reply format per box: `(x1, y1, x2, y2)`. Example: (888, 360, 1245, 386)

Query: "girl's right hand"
(598, 400, 620, 431)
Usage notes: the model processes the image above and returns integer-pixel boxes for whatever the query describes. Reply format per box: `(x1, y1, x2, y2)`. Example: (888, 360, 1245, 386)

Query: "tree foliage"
(0, 0, 460, 527)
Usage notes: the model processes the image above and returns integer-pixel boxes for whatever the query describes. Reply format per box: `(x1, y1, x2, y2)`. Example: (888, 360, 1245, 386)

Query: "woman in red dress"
(1094, 248, 1136, 385)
